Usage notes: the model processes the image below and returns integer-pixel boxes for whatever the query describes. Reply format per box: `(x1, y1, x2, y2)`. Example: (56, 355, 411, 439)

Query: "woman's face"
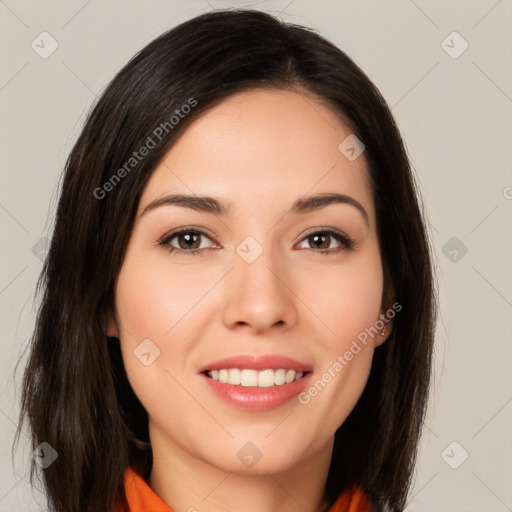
(109, 88, 390, 475)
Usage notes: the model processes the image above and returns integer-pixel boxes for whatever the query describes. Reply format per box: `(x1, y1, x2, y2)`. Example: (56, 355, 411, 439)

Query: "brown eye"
(158, 228, 217, 256)
(297, 229, 355, 254)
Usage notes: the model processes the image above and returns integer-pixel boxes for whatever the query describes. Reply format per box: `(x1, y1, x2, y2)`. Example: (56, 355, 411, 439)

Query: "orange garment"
(113, 466, 371, 512)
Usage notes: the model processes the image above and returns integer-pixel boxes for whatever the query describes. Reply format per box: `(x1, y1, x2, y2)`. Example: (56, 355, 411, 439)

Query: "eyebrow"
(140, 192, 369, 226)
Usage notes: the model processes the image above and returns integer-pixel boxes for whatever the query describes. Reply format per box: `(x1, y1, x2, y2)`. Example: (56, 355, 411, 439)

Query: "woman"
(15, 8, 437, 512)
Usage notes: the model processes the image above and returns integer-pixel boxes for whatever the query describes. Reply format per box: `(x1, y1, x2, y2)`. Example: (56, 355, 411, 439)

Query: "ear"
(374, 318, 393, 347)
(374, 296, 396, 347)
(106, 306, 119, 338)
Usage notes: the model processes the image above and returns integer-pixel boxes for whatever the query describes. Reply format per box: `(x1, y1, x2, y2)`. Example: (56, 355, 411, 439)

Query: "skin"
(107, 88, 392, 512)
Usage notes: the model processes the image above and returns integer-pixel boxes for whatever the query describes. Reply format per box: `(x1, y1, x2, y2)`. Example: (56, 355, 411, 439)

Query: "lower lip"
(200, 373, 311, 411)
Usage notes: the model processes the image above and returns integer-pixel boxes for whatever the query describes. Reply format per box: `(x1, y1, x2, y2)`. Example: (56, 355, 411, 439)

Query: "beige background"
(1, 1, 511, 510)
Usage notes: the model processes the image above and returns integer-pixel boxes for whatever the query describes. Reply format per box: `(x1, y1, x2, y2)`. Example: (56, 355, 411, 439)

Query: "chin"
(195, 434, 318, 476)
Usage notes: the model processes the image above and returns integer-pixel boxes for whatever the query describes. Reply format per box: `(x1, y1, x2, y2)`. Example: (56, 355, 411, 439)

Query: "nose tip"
(222, 257, 296, 334)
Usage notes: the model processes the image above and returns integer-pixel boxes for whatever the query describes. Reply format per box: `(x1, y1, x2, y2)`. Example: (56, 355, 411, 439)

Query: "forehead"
(139, 88, 375, 226)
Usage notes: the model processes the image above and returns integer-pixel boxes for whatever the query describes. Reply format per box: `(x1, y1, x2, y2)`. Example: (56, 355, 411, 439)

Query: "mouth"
(203, 368, 308, 387)
(198, 354, 312, 411)
(201, 370, 311, 411)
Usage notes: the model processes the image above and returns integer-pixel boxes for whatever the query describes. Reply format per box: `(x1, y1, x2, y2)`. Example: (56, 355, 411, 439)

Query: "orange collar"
(114, 466, 371, 512)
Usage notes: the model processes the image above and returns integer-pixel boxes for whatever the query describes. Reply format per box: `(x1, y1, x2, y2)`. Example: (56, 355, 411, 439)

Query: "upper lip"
(198, 354, 312, 373)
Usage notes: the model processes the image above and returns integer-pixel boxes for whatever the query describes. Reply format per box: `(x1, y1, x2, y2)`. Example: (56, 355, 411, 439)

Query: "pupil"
(180, 233, 199, 249)
(311, 233, 328, 249)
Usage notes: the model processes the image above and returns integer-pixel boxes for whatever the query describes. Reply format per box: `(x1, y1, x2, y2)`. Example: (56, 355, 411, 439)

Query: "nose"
(221, 247, 298, 335)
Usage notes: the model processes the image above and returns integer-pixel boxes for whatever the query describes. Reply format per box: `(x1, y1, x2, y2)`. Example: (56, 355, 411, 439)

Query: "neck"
(148, 424, 333, 512)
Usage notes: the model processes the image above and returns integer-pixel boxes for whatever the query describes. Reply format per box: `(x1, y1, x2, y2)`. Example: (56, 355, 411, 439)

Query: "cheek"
(114, 251, 209, 342)
(294, 248, 383, 429)
(112, 240, 226, 404)
(301, 248, 384, 351)
(113, 255, 195, 427)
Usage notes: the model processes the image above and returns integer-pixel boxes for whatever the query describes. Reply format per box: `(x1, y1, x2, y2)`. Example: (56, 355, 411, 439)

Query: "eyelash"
(157, 227, 356, 257)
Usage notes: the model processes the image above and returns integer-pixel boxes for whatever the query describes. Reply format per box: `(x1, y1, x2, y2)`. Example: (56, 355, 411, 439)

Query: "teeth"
(207, 368, 305, 387)
(274, 369, 286, 385)
(228, 368, 241, 385)
(285, 369, 295, 383)
(241, 369, 258, 386)
(258, 369, 274, 387)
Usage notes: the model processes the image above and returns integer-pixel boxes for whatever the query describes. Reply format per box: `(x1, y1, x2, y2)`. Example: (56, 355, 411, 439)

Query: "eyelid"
(299, 226, 351, 241)
(157, 226, 218, 247)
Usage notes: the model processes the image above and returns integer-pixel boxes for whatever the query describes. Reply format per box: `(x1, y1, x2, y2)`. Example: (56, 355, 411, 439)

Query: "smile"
(199, 354, 312, 410)
(205, 368, 306, 387)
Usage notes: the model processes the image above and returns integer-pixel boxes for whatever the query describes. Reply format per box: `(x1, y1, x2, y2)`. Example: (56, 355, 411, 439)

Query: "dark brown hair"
(14, 8, 437, 512)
